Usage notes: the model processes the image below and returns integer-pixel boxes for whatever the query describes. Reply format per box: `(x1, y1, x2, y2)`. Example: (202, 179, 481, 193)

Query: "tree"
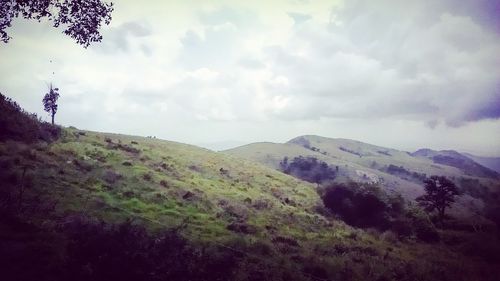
(1, 0, 114, 48)
(43, 84, 59, 125)
(280, 156, 336, 185)
(322, 183, 389, 229)
(416, 175, 459, 224)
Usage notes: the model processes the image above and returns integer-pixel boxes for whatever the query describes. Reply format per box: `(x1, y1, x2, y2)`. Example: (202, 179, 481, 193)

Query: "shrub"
(380, 230, 398, 243)
(60, 219, 238, 281)
(460, 233, 500, 262)
(102, 170, 122, 184)
(72, 159, 93, 172)
(142, 173, 153, 182)
(252, 198, 273, 210)
(226, 222, 257, 234)
(322, 183, 389, 229)
(280, 156, 336, 184)
(391, 217, 414, 238)
(405, 207, 440, 242)
(0, 93, 60, 143)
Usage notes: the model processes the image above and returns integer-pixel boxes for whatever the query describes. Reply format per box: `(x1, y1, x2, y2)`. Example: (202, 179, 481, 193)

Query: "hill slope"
(224, 135, 500, 218)
(462, 153, 500, 174)
(2, 129, 499, 280)
(1, 92, 500, 281)
(412, 149, 499, 179)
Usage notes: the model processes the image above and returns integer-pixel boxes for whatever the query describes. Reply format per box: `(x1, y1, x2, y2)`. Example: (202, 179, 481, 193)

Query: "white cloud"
(0, 0, 499, 155)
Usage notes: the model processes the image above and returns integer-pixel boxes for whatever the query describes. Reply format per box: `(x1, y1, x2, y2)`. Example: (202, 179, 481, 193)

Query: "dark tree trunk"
(51, 113, 54, 125)
(438, 207, 446, 225)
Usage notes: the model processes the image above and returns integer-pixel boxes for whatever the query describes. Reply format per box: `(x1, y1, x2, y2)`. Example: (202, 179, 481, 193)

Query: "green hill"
(224, 135, 500, 220)
(1, 97, 500, 281)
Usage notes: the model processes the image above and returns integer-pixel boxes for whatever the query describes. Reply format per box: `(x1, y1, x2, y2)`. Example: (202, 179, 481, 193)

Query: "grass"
(1, 127, 500, 280)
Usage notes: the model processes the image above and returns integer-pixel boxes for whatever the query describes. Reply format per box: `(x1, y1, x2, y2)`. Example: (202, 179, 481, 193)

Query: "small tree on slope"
(43, 84, 60, 125)
(416, 175, 459, 224)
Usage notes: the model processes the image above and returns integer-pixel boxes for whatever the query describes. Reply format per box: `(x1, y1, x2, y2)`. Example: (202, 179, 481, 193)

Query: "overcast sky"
(0, 0, 499, 155)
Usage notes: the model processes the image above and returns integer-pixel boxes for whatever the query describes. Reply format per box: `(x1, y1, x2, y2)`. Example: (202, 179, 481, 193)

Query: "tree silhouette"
(416, 175, 459, 224)
(43, 84, 60, 125)
(1, 0, 114, 48)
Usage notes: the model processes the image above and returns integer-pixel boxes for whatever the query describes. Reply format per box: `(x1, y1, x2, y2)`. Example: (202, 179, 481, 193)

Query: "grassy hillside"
(1, 94, 500, 281)
(461, 153, 500, 174)
(412, 149, 499, 179)
(1, 129, 328, 241)
(224, 135, 500, 220)
(1, 128, 499, 280)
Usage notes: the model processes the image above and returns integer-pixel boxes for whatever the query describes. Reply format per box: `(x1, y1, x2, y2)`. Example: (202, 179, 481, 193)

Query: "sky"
(0, 0, 499, 155)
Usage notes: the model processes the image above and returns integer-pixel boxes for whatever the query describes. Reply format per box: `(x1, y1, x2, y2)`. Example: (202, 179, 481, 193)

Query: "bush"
(322, 183, 389, 229)
(280, 156, 336, 184)
(102, 170, 122, 184)
(406, 207, 440, 243)
(142, 173, 153, 181)
(60, 219, 238, 281)
(0, 93, 60, 143)
(460, 233, 500, 262)
(380, 230, 398, 243)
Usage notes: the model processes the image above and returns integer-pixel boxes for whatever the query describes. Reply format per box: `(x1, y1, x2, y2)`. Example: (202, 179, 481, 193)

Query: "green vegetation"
(1, 98, 500, 280)
(0, 93, 60, 143)
(42, 84, 60, 125)
(417, 176, 459, 224)
(280, 156, 337, 185)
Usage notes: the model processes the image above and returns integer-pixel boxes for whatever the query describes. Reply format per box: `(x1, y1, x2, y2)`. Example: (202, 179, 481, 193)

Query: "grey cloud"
(287, 12, 312, 25)
(94, 21, 152, 53)
(198, 6, 258, 29)
(260, 0, 500, 126)
(176, 6, 264, 70)
(177, 27, 238, 69)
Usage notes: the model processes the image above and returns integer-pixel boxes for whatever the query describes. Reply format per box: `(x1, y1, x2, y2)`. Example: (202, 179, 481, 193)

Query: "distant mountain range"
(461, 153, 500, 173)
(224, 135, 500, 201)
(411, 149, 499, 179)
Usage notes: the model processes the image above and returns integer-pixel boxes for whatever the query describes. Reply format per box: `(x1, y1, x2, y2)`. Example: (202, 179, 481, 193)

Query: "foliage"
(1, 217, 238, 281)
(1, 109, 499, 281)
(321, 183, 441, 242)
(416, 175, 459, 223)
(385, 164, 427, 182)
(404, 207, 440, 242)
(0, 0, 114, 47)
(43, 84, 60, 125)
(0, 93, 60, 143)
(321, 183, 392, 229)
(280, 156, 336, 184)
(457, 177, 493, 202)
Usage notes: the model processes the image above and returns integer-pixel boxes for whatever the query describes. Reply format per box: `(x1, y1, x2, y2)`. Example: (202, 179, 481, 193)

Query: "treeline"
(279, 156, 453, 243)
(320, 183, 439, 242)
(279, 156, 337, 185)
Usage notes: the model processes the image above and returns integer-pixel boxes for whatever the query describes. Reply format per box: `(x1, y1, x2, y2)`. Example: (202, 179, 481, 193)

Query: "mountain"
(1, 128, 498, 280)
(411, 149, 499, 179)
(462, 153, 500, 173)
(224, 135, 500, 219)
(194, 140, 250, 151)
(2, 95, 500, 281)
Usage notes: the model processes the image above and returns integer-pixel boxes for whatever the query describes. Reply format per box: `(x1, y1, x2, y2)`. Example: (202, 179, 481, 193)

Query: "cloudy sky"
(1, 0, 499, 155)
